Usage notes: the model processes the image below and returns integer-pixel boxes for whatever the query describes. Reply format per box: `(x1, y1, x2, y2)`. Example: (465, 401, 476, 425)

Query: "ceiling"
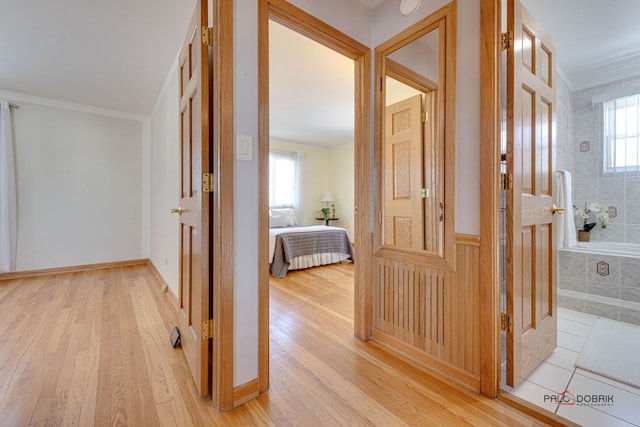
(269, 21, 355, 148)
(0, 0, 196, 116)
(1, 0, 639, 142)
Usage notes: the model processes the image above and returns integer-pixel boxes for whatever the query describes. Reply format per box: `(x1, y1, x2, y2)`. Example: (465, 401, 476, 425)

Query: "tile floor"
(502, 308, 640, 427)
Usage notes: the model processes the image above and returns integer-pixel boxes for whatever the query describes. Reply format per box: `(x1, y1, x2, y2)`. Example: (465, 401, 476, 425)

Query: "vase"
(578, 230, 590, 242)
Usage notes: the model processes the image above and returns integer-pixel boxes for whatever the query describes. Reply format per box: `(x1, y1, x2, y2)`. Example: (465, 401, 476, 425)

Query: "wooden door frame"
(479, 0, 502, 399)
(258, 0, 372, 394)
(479, 4, 572, 425)
(212, 0, 235, 411)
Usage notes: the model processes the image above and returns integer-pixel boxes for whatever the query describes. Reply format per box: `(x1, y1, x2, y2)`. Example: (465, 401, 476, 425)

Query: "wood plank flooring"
(0, 263, 550, 426)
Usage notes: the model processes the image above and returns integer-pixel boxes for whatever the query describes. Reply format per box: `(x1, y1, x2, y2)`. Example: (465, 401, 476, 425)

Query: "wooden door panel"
(539, 223, 552, 317)
(539, 98, 552, 195)
(506, 0, 557, 388)
(393, 141, 411, 199)
(177, 0, 211, 397)
(384, 94, 424, 250)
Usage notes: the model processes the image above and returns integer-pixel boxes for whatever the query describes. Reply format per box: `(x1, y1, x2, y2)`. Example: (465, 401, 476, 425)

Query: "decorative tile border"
(597, 261, 610, 277)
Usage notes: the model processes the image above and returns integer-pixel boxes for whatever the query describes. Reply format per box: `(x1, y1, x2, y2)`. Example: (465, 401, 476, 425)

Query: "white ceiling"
(359, 0, 386, 8)
(269, 21, 355, 148)
(1, 0, 638, 141)
(0, 0, 196, 115)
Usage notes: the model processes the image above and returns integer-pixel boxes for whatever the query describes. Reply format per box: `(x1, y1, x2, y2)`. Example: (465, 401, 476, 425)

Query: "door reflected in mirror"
(376, 3, 455, 265)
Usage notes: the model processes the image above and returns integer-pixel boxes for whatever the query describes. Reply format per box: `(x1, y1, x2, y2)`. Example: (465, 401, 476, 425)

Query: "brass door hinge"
(501, 313, 513, 332)
(422, 111, 429, 123)
(202, 26, 214, 46)
(203, 173, 214, 193)
(202, 319, 214, 340)
(500, 172, 513, 190)
(420, 188, 430, 198)
(501, 31, 514, 51)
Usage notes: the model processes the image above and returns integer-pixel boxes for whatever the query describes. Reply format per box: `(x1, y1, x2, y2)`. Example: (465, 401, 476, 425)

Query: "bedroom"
(267, 20, 356, 278)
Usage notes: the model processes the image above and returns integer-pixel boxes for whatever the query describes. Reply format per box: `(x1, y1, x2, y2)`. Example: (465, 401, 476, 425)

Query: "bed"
(269, 208, 354, 278)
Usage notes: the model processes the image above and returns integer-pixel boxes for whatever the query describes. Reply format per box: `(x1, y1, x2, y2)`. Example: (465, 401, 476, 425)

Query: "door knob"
(171, 206, 184, 215)
(551, 204, 566, 215)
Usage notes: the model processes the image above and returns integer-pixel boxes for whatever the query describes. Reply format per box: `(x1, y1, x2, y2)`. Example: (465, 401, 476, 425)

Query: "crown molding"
(566, 52, 640, 91)
(0, 89, 147, 122)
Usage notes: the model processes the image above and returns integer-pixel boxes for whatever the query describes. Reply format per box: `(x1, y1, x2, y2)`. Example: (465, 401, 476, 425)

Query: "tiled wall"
(558, 249, 640, 325)
(571, 74, 640, 244)
(556, 74, 573, 173)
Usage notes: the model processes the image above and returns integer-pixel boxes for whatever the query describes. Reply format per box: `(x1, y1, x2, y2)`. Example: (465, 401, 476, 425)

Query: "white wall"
(10, 101, 143, 271)
(235, 0, 261, 387)
(328, 143, 355, 241)
(149, 64, 181, 296)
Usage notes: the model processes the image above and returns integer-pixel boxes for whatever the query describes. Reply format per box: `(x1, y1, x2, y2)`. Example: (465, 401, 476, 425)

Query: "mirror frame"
(374, 1, 457, 269)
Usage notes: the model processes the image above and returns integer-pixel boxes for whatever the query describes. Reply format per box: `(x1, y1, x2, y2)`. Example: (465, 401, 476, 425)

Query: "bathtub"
(563, 241, 640, 258)
(558, 241, 640, 326)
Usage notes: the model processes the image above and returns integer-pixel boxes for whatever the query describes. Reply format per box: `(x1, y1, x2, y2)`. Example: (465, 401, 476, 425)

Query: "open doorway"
(257, 0, 372, 395)
(268, 19, 356, 266)
(266, 18, 357, 331)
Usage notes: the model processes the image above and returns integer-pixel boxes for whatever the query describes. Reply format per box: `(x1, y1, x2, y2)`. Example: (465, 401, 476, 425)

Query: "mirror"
(375, 4, 455, 263)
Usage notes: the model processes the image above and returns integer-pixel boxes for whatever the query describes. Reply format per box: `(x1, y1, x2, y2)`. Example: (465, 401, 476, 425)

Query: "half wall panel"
(372, 234, 480, 389)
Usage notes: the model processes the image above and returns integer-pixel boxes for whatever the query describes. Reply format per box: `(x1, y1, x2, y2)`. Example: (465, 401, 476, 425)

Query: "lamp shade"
(321, 191, 334, 203)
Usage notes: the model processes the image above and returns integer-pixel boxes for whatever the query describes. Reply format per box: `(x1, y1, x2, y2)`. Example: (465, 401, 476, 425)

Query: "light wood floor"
(0, 263, 550, 426)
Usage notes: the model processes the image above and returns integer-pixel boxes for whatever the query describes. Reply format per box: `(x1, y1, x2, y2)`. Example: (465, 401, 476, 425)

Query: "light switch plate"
(236, 134, 253, 161)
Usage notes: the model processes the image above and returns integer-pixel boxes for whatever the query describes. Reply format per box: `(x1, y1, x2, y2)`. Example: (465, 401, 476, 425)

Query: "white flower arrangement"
(573, 202, 609, 231)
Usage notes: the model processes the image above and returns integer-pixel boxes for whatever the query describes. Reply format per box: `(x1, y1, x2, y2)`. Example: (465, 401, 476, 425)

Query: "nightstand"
(315, 217, 339, 226)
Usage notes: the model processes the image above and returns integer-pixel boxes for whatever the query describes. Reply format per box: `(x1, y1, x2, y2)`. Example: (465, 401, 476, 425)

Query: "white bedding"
(268, 225, 349, 263)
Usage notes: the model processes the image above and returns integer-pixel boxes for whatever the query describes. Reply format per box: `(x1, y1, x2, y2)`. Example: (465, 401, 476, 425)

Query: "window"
(269, 151, 301, 212)
(604, 93, 640, 173)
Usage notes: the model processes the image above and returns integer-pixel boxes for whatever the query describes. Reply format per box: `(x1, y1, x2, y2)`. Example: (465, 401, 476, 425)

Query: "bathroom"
(501, 2, 640, 424)
(556, 72, 640, 326)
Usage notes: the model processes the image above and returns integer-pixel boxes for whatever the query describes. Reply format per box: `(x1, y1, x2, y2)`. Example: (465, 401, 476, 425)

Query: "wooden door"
(505, 0, 557, 388)
(384, 94, 424, 249)
(177, 0, 212, 397)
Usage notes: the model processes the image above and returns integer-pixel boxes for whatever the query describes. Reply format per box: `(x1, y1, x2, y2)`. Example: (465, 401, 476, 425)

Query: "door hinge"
(501, 31, 514, 51)
(501, 313, 513, 332)
(203, 173, 214, 193)
(422, 111, 428, 123)
(500, 172, 513, 190)
(202, 319, 214, 340)
(202, 26, 214, 46)
(420, 188, 430, 198)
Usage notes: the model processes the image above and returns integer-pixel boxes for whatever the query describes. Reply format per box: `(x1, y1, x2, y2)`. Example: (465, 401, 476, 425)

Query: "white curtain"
(0, 100, 17, 272)
(269, 150, 303, 220)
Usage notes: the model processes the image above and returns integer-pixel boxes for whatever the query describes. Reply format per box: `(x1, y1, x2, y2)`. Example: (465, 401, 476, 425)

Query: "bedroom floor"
(502, 308, 640, 427)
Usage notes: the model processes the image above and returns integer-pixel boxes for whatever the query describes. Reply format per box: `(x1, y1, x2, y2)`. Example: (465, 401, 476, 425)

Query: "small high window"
(604, 93, 640, 173)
